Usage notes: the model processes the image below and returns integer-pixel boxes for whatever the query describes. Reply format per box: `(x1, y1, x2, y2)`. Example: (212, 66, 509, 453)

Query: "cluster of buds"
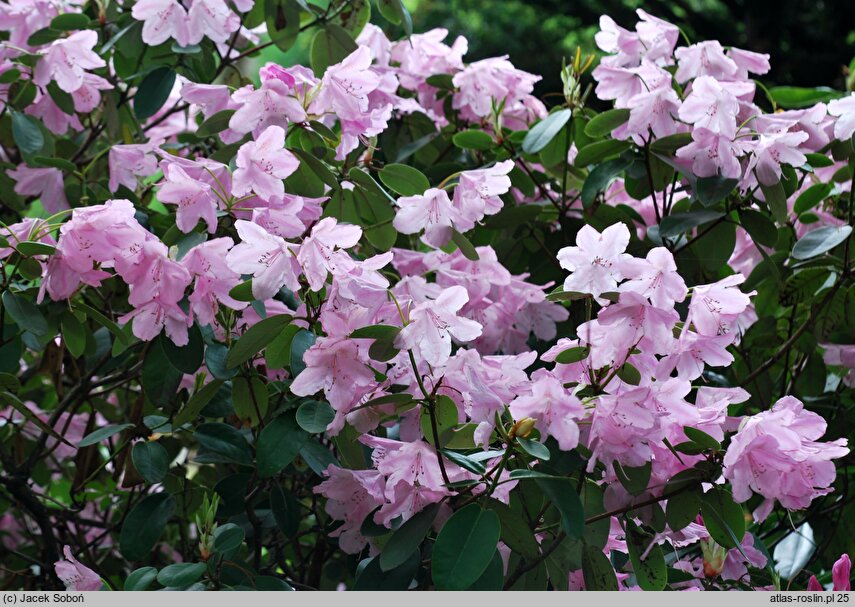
(196, 493, 220, 561)
(561, 47, 595, 110)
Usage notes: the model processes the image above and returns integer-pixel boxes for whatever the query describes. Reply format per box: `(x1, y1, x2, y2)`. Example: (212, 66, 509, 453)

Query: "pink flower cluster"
(591, 9, 855, 190)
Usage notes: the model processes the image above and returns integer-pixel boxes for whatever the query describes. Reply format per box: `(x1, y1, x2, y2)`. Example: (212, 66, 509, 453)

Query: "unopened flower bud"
(701, 538, 727, 578)
(510, 417, 537, 439)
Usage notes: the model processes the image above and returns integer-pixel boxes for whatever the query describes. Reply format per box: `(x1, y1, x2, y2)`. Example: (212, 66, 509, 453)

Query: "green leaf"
(195, 422, 253, 466)
(142, 335, 184, 407)
(50, 13, 91, 29)
(658, 210, 724, 238)
(228, 280, 254, 303)
(45, 76, 75, 113)
(683, 427, 721, 451)
(10, 111, 44, 156)
(376, 0, 412, 34)
(257, 413, 308, 477)
(650, 132, 693, 155)
(265, 0, 302, 51)
(584, 108, 630, 138)
(26, 27, 62, 46)
(380, 503, 440, 572)
(420, 395, 458, 447)
(264, 323, 299, 369)
(537, 478, 584, 540)
(213, 523, 245, 554)
(516, 437, 550, 461)
(581, 158, 631, 208)
(553, 346, 590, 364)
(226, 314, 293, 367)
(739, 208, 778, 247)
(452, 129, 494, 151)
(792, 225, 852, 260)
(156, 563, 207, 588)
(1, 291, 48, 336)
(15, 241, 56, 257)
(231, 376, 268, 426)
(296, 400, 335, 433)
(440, 449, 486, 475)
(350, 324, 401, 340)
(794, 183, 834, 215)
(700, 487, 745, 549)
(132, 441, 170, 484)
(291, 148, 339, 189)
(431, 504, 501, 590)
(124, 567, 158, 591)
(205, 343, 238, 379)
(574, 139, 630, 167)
(665, 486, 702, 531)
(78, 423, 134, 447)
(522, 109, 572, 154)
(289, 329, 316, 375)
(310, 24, 357, 74)
(487, 501, 539, 558)
(173, 379, 224, 428)
(582, 544, 618, 590)
(162, 325, 203, 374)
(805, 153, 834, 168)
(694, 175, 738, 207)
(33, 156, 76, 172)
(614, 461, 651, 496)
(466, 550, 504, 590)
(760, 180, 789, 224)
(134, 67, 177, 120)
(451, 229, 479, 260)
(271, 484, 300, 537)
(616, 362, 641, 385)
(197, 109, 236, 137)
(120, 493, 176, 561)
(379, 163, 430, 196)
(769, 86, 844, 109)
(626, 521, 667, 591)
(353, 552, 419, 590)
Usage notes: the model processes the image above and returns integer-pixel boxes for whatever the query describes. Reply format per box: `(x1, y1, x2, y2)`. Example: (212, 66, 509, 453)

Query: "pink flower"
(71, 73, 113, 113)
(749, 130, 808, 186)
(290, 337, 378, 433)
(34, 30, 105, 93)
(132, 0, 190, 46)
(297, 218, 362, 292)
(158, 164, 220, 233)
(676, 127, 748, 180)
(833, 554, 851, 591)
(723, 396, 849, 519)
(309, 46, 381, 122)
(393, 187, 458, 248)
(232, 125, 299, 201)
(7, 165, 69, 213)
(229, 78, 308, 136)
(181, 238, 246, 326)
(313, 466, 386, 554)
(688, 275, 752, 337)
(619, 247, 687, 308)
(557, 223, 631, 303)
(108, 143, 160, 193)
(510, 373, 584, 451)
(54, 546, 102, 591)
(678, 76, 741, 137)
(674, 41, 739, 83)
(588, 387, 664, 470)
(451, 56, 540, 121)
(225, 220, 301, 300)
(828, 93, 855, 141)
(396, 285, 483, 367)
(451, 160, 513, 231)
(186, 0, 239, 45)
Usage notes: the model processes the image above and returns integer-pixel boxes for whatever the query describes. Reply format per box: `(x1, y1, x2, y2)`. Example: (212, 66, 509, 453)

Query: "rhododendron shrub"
(1, 0, 854, 593)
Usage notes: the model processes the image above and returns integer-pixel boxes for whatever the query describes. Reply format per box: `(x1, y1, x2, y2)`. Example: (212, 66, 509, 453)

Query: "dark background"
(410, 0, 855, 96)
